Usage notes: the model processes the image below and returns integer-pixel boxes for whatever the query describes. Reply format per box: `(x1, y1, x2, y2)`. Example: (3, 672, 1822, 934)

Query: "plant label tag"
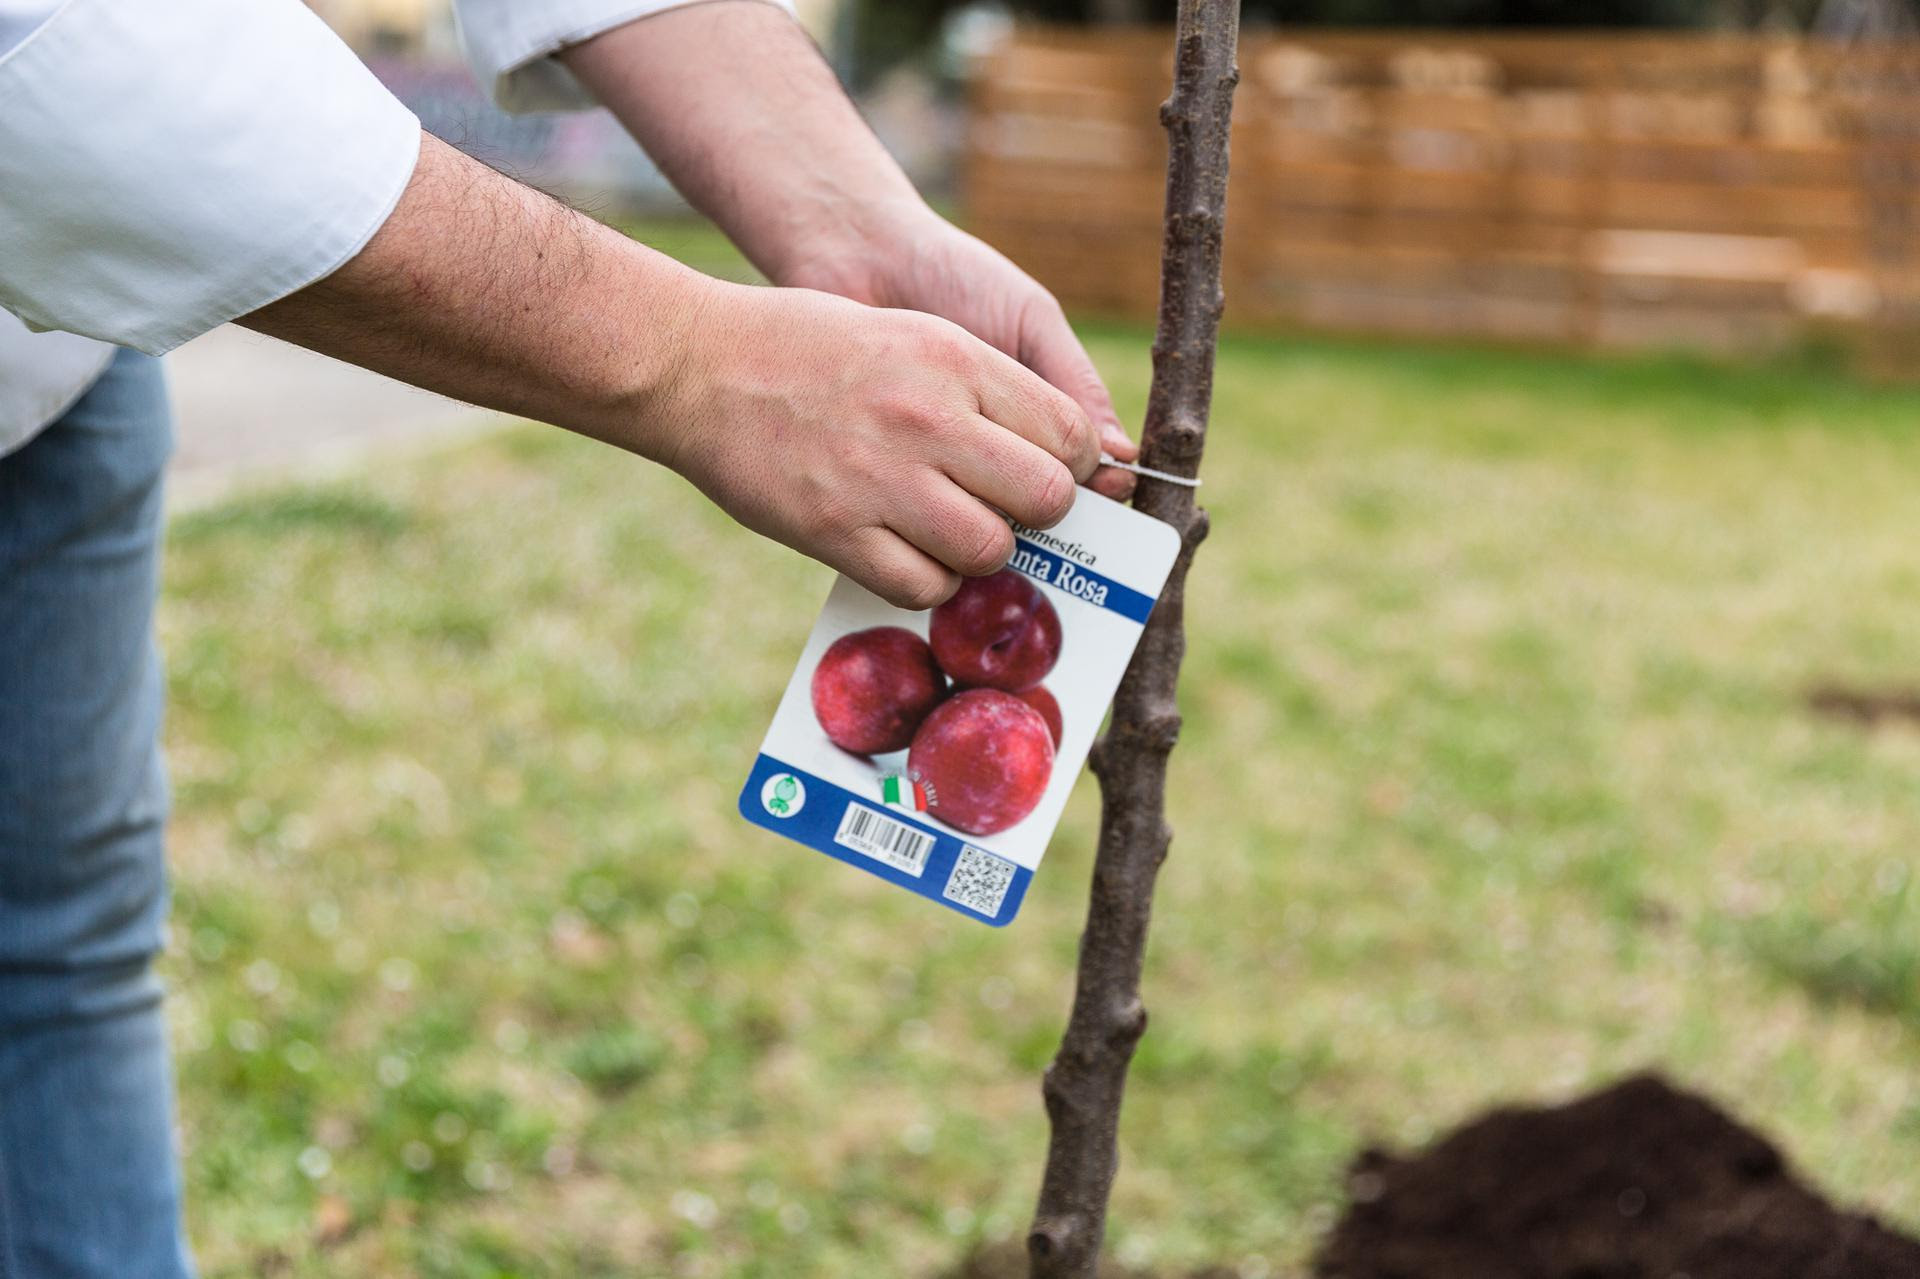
(739, 487, 1182, 926)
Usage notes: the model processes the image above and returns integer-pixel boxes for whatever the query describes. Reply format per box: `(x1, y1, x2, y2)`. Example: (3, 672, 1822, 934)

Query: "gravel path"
(166, 325, 501, 507)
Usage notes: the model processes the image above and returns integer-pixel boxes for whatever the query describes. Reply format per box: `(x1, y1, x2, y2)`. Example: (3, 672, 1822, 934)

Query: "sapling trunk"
(1026, 4, 1242, 1277)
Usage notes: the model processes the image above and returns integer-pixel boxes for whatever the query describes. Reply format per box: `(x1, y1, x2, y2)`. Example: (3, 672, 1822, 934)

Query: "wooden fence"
(965, 29, 1920, 365)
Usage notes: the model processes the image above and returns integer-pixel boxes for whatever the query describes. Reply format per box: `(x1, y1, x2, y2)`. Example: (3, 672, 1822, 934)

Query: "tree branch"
(1026, 5, 1241, 1277)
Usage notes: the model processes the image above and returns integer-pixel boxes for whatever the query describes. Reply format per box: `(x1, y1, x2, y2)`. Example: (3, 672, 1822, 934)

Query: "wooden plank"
(964, 26, 1920, 363)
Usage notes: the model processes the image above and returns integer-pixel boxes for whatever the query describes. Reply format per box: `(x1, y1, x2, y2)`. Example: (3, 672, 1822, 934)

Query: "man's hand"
(654, 283, 1098, 608)
(776, 214, 1140, 502)
(561, 2, 1139, 501)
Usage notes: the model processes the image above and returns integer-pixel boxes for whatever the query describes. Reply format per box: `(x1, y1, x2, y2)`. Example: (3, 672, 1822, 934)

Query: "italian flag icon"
(879, 774, 929, 812)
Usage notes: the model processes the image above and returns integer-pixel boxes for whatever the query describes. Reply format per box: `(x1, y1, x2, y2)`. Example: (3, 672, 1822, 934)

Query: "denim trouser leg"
(0, 350, 194, 1278)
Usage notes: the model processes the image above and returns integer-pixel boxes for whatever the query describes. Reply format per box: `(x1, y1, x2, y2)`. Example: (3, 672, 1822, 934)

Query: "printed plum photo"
(807, 569, 1065, 836)
(809, 626, 947, 756)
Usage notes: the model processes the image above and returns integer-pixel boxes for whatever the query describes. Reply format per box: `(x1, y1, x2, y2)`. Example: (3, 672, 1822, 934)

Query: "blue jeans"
(0, 350, 194, 1277)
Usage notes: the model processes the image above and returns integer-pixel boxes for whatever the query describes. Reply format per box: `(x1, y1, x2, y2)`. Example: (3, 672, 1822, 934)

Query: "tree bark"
(1026, 5, 1241, 1278)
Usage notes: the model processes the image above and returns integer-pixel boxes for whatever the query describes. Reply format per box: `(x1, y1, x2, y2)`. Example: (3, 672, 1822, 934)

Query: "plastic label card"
(739, 487, 1182, 926)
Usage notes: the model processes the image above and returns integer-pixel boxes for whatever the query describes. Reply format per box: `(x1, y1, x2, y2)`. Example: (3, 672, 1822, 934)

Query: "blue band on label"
(738, 754, 1033, 927)
(1006, 538, 1158, 624)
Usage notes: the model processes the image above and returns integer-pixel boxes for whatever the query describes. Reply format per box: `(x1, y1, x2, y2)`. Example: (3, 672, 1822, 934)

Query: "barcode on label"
(834, 803, 934, 876)
(943, 845, 1016, 917)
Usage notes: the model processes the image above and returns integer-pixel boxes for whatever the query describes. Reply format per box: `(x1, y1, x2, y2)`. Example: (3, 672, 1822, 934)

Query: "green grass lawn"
(161, 308, 1920, 1276)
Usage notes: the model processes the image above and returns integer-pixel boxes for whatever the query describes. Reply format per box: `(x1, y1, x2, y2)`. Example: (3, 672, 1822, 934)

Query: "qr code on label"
(942, 845, 1016, 917)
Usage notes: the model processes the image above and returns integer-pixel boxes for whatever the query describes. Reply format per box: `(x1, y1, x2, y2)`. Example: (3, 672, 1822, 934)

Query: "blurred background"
(313, 0, 1920, 372)
(161, 2, 1920, 1276)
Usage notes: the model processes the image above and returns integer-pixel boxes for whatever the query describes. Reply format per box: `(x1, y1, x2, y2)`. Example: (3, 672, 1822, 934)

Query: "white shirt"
(0, 0, 792, 457)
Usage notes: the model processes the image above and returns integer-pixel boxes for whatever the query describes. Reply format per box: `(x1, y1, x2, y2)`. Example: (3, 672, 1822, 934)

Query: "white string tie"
(1098, 453, 1203, 488)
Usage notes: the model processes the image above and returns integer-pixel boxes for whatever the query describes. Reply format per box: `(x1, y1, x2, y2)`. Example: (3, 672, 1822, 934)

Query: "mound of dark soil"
(1315, 1072, 1920, 1279)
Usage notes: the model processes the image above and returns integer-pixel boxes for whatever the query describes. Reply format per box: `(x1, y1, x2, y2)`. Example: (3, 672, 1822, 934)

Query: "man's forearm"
(241, 131, 700, 459)
(560, 3, 1141, 495)
(241, 128, 1097, 610)
(559, 2, 934, 290)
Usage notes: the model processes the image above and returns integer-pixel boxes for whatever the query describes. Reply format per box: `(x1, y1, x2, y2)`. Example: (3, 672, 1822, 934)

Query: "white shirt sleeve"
(0, 1, 58, 53)
(0, 0, 421, 356)
(454, 0, 796, 115)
